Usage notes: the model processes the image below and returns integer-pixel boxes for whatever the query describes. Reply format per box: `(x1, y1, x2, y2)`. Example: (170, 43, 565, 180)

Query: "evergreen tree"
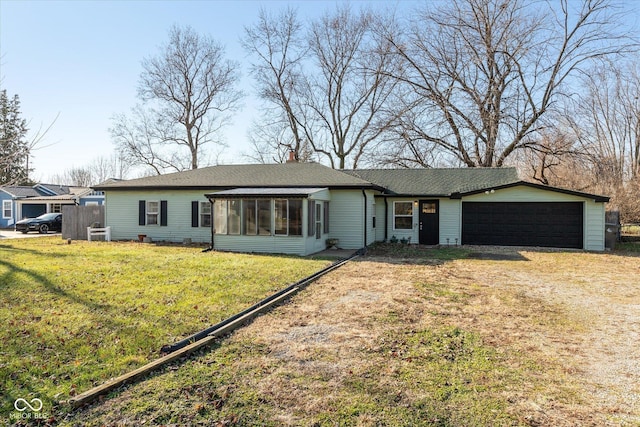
(0, 89, 30, 185)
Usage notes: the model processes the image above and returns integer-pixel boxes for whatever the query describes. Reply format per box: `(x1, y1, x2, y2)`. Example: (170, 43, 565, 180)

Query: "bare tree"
(562, 60, 640, 221)
(242, 7, 309, 162)
(49, 154, 131, 186)
(111, 105, 189, 175)
(243, 5, 401, 169)
(570, 61, 640, 183)
(384, 0, 634, 168)
(113, 25, 242, 174)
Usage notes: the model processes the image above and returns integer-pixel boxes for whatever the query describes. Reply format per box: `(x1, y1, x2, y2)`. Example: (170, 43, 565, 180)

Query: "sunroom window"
(213, 198, 304, 236)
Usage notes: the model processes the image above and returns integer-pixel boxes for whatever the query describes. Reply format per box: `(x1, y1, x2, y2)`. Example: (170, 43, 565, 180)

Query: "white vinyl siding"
(374, 199, 386, 242)
(102, 189, 335, 255)
(214, 234, 307, 255)
(383, 199, 417, 243)
(364, 190, 376, 246)
(328, 190, 364, 249)
(439, 198, 461, 245)
(104, 190, 214, 243)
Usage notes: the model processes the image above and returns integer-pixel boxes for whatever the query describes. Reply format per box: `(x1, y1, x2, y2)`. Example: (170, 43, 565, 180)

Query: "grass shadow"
(0, 242, 71, 258)
(363, 242, 532, 265)
(0, 258, 108, 310)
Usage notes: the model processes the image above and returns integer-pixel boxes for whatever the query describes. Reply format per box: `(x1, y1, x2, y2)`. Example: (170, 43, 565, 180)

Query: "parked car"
(15, 213, 62, 234)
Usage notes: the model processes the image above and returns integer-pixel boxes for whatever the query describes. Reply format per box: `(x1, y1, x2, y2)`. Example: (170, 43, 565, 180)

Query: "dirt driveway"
(240, 246, 640, 425)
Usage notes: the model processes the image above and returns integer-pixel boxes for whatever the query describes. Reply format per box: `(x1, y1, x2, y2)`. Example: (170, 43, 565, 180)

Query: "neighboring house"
(0, 184, 104, 229)
(93, 162, 609, 254)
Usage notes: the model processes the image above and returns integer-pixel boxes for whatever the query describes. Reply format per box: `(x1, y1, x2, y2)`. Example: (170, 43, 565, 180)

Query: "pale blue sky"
(1, 0, 364, 181)
(0, 0, 638, 182)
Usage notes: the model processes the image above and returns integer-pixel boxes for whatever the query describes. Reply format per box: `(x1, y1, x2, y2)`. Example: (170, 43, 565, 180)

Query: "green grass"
(367, 242, 471, 260)
(0, 238, 329, 419)
(616, 241, 640, 252)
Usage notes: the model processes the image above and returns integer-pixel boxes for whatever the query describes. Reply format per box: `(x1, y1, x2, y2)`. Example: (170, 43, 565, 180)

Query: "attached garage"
(456, 182, 609, 251)
(462, 202, 584, 249)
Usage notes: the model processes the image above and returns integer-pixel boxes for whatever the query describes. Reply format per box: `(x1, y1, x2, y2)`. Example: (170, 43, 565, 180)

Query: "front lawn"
(61, 245, 640, 426)
(0, 238, 329, 420)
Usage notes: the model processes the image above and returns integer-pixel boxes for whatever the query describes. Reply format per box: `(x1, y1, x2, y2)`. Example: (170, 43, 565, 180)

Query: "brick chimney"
(286, 150, 297, 163)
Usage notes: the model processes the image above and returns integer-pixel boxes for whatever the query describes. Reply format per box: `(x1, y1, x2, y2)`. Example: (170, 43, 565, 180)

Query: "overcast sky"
(1, 0, 637, 183)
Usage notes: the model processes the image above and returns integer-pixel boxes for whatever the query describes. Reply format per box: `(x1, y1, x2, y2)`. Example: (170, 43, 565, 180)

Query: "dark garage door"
(462, 202, 583, 249)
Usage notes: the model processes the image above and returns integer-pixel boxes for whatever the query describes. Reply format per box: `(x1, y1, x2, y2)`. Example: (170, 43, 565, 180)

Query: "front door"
(419, 200, 439, 245)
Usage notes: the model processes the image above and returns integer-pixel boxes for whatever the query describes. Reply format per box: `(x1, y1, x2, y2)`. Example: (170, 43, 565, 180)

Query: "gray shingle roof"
(0, 186, 42, 198)
(345, 167, 520, 196)
(1, 184, 72, 198)
(93, 163, 374, 190)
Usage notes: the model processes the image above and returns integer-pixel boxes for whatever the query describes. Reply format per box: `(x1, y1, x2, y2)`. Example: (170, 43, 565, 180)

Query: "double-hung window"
(2, 200, 11, 219)
(139, 200, 167, 226)
(146, 201, 159, 225)
(200, 202, 211, 227)
(394, 201, 413, 230)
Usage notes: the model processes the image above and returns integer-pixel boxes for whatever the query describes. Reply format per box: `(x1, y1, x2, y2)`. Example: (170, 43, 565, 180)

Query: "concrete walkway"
(0, 229, 61, 239)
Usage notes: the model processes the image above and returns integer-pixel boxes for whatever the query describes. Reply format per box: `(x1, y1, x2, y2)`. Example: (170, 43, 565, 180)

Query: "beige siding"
(463, 185, 606, 251)
(104, 190, 213, 243)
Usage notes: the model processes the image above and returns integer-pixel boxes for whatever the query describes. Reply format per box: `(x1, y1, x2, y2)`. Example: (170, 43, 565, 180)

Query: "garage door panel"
(462, 202, 583, 249)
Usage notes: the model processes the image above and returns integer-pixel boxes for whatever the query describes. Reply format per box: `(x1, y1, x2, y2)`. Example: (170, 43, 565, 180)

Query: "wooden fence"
(62, 205, 105, 240)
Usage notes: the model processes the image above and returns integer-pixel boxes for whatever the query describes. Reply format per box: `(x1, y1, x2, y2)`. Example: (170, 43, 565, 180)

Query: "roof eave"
(454, 181, 610, 202)
(94, 183, 381, 192)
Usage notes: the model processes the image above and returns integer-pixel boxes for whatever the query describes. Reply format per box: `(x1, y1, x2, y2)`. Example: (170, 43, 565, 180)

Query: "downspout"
(362, 189, 368, 252)
(203, 198, 214, 253)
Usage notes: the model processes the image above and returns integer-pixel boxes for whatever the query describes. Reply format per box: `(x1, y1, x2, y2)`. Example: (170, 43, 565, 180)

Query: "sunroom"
(205, 187, 331, 256)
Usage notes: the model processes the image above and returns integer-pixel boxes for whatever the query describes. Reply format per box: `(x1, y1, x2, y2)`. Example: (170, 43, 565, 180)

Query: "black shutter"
(324, 201, 329, 234)
(308, 200, 315, 236)
(160, 200, 168, 226)
(191, 201, 199, 227)
(138, 200, 146, 225)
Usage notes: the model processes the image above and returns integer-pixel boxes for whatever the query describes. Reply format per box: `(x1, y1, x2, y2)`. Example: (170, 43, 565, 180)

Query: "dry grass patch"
(60, 246, 640, 426)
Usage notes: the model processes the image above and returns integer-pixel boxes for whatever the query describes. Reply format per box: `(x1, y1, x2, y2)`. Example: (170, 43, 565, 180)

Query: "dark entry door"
(419, 200, 439, 245)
